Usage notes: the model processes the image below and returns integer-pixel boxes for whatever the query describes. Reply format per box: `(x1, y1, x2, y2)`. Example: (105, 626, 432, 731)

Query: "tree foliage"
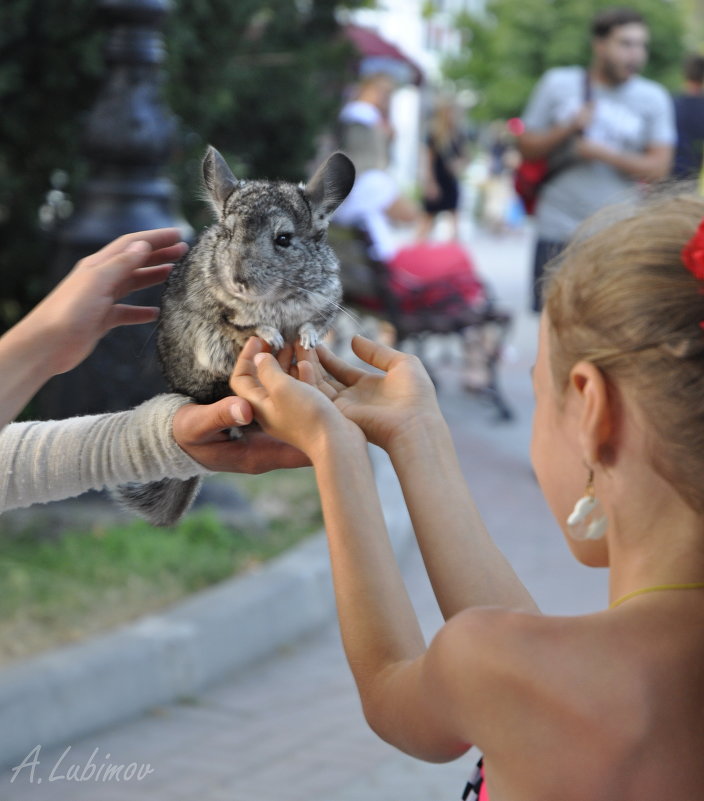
(443, 0, 686, 122)
(0, 0, 371, 329)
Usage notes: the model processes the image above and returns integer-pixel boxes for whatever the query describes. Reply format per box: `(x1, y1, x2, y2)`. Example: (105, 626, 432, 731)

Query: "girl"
(232, 192, 704, 799)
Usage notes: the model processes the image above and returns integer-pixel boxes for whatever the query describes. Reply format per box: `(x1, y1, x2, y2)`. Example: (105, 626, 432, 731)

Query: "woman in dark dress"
(418, 100, 467, 241)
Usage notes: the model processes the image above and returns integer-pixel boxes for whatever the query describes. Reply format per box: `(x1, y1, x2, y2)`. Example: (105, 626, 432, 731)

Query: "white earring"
(567, 469, 607, 541)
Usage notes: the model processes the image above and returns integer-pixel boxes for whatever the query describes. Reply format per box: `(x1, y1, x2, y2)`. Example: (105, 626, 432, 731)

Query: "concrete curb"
(0, 446, 412, 770)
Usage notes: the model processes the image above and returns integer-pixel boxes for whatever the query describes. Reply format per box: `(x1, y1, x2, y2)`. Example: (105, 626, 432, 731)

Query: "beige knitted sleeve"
(0, 394, 211, 512)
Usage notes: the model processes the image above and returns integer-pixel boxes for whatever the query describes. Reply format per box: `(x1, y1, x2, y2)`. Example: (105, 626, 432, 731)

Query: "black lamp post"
(39, 0, 192, 419)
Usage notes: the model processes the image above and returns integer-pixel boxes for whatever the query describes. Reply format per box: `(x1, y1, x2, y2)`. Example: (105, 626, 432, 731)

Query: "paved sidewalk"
(0, 224, 609, 801)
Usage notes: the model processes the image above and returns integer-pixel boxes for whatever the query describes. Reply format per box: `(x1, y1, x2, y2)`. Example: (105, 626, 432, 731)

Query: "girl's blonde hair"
(544, 191, 704, 513)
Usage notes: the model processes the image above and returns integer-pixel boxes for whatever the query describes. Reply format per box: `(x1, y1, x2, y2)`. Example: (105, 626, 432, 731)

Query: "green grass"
(0, 468, 322, 665)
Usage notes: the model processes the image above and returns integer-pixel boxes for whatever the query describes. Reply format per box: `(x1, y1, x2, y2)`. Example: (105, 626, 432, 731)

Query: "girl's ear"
(569, 361, 613, 467)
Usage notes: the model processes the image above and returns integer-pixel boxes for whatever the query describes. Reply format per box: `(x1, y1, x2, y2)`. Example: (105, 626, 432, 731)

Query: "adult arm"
(0, 395, 207, 512)
(516, 117, 585, 161)
(0, 391, 308, 513)
(575, 139, 673, 181)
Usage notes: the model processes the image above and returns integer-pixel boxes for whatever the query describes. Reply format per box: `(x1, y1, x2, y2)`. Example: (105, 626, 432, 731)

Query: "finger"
(298, 361, 337, 400)
(89, 242, 154, 287)
(350, 334, 408, 373)
(230, 338, 268, 401)
(142, 241, 188, 267)
(301, 345, 346, 392)
(276, 344, 294, 372)
(105, 304, 160, 329)
(235, 336, 265, 372)
(317, 343, 369, 386)
(253, 351, 287, 390)
(297, 360, 318, 387)
(120, 264, 174, 295)
(82, 229, 183, 268)
(110, 228, 185, 259)
(179, 396, 253, 443)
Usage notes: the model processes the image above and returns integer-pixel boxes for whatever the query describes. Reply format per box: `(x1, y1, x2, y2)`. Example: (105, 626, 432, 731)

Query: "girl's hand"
(303, 335, 441, 452)
(230, 337, 362, 459)
(22, 228, 188, 376)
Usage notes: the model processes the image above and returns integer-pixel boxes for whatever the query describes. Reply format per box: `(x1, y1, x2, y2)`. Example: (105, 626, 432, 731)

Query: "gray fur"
(113, 148, 356, 526)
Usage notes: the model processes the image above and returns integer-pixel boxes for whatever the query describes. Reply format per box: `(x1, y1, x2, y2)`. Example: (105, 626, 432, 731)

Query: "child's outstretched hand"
(0, 229, 188, 427)
(24, 228, 188, 376)
(306, 335, 441, 452)
(33, 228, 188, 374)
(230, 337, 362, 459)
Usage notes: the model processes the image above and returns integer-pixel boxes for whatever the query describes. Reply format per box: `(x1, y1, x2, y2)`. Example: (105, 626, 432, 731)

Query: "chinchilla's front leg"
(297, 322, 323, 350)
(254, 325, 285, 351)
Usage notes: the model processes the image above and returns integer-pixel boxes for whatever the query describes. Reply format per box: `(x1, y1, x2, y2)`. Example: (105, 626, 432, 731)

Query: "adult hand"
(570, 101, 594, 135)
(303, 335, 441, 452)
(172, 394, 310, 473)
(230, 337, 361, 458)
(21, 228, 188, 376)
(574, 137, 610, 161)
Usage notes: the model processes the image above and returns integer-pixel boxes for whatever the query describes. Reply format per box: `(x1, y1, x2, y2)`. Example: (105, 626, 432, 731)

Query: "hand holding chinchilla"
(112, 147, 356, 525)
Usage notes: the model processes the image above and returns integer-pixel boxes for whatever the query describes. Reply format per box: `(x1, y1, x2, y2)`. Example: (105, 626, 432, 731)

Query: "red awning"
(343, 23, 424, 86)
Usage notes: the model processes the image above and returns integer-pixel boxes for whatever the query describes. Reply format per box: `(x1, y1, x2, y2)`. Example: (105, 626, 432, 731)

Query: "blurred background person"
(480, 120, 524, 235)
(417, 98, 469, 242)
(673, 53, 704, 181)
(516, 6, 675, 311)
(337, 72, 397, 175)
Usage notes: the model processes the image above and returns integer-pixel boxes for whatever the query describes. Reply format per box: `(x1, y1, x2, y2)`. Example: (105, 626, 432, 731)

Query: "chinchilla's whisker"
(136, 323, 159, 358)
(277, 277, 364, 332)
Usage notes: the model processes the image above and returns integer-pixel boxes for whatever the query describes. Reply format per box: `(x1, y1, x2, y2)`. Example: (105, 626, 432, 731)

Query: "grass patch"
(0, 468, 322, 666)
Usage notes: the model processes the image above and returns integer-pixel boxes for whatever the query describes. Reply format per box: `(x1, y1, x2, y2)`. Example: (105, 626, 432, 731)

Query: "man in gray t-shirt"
(517, 7, 675, 310)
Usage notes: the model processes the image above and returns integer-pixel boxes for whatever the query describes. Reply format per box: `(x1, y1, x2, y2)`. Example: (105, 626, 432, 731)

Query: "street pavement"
(0, 221, 608, 801)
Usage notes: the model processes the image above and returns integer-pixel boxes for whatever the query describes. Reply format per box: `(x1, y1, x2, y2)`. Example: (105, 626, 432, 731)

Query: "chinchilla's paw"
(298, 323, 321, 350)
(256, 325, 285, 351)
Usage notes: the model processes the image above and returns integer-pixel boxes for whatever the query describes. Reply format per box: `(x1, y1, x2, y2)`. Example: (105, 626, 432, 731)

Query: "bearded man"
(516, 7, 675, 311)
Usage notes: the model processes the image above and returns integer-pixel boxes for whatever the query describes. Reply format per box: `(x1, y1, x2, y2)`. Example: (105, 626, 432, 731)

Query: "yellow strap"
(610, 582, 704, 609)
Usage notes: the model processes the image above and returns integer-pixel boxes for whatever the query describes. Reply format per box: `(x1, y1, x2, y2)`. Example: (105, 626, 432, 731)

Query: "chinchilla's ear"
(202, 146, 238, 217)
(304, 152, 356, 222)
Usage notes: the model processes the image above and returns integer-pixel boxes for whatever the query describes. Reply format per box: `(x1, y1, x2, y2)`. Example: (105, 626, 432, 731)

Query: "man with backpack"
(516, 7, 675, 311)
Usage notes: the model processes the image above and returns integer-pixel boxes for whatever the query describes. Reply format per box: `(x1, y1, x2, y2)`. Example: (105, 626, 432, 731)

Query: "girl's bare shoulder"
(428, 607, 645, 749)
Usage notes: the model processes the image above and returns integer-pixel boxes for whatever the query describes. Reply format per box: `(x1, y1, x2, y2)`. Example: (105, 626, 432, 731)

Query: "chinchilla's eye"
(274, 233, 292, 248)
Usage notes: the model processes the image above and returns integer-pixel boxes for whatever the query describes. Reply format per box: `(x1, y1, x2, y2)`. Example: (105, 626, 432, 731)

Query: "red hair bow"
(681, 221, 704, 281)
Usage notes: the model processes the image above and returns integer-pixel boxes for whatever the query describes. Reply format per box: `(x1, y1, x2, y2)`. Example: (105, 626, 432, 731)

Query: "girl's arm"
(388, 413, 538, 618)
(230, 340, 474, 761)
(316, 337, 538, 619)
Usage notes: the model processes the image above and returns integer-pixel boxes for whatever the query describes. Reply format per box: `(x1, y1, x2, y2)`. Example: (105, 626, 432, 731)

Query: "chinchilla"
(112, 146, 356, 526)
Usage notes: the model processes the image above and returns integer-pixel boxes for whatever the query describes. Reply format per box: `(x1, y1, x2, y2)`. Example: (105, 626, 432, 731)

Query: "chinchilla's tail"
(111, 476, 202, 526)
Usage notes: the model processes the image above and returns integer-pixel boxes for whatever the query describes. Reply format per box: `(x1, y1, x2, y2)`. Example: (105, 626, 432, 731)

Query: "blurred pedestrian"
(417, 99, 468, 241)
(334, 84, 486, 388)
(337, 72, 396, 174)
(517, 6, 675, 311)
(673, 54, 704, 181)
(481, 121, 523, 234)
(0, 229, 306, 513)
